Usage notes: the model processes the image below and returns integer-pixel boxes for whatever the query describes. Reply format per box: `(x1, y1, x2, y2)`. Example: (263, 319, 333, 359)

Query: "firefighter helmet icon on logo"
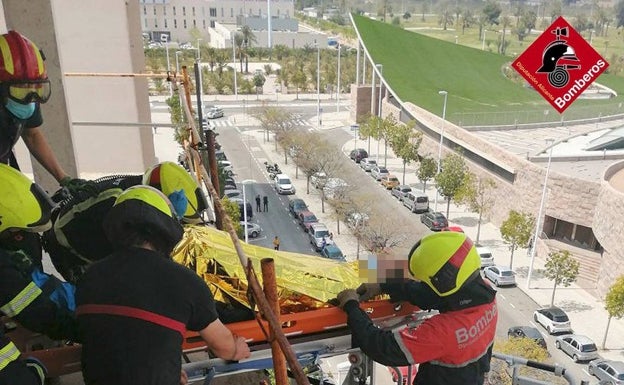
(512, 17, 608, 113)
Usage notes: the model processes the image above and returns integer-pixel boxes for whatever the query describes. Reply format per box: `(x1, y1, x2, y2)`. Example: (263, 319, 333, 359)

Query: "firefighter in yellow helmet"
(0, 164, 78, 385)
(76, 186, 249, 384)
(336, 232, 497, 385)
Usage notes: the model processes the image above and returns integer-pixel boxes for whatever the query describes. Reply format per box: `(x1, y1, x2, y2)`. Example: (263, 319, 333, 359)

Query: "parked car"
(320, 244, 345, 261)
(370, 166, 389, 181)
(360, 158, 377, 172)
(230, 198, 253, 221)
(298, 210, 319, 232)
(308, 223, 332, 251)
(380, 174, 400, 189)
(350, 148, 369, 163)
(310, 171, 328, 189)
(224, 177, 237, 190)
(240, 221, 262, 238)
(588, 359, 624, 384)
(555, 334, 599, 362)
(322, 178, 348, 200)
(274, 174, 295, 195)
(218, 160, 233, 173)
(483, 265, 516, 286)
(215, 150, 227, 161)
(346, 211, 369, 229)
(476, 246, 495, 268)
(403, 192, 429, 213)
(533, 307, 573, 335)
(206, 106, 224, 119)
(391, 185, 412, 201)
(420, 211, 448, 231)
(507, 326, 547, 349)
(222, 189, 243, 199)
(288, 198, 308, 218)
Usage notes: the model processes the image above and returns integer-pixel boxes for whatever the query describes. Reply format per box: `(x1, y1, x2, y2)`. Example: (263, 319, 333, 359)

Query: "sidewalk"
(234, 109, 624, 364)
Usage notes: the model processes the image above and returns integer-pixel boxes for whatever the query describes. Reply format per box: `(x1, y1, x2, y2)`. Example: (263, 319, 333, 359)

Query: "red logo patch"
(512, 16, 608, 113)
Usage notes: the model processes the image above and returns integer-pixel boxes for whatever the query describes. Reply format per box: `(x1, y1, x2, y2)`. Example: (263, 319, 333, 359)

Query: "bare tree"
(251, 106, 295, 151)
(360, 215, 408, 254)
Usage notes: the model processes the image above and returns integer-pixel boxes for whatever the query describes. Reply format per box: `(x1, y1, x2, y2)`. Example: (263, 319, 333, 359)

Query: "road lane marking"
(509, 303, 516, 309)
(498, 294, 506, 301)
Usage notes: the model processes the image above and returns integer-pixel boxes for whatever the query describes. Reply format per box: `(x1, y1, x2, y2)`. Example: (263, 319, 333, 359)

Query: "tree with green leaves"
(389, 121, 422, 185)
(602, 275, 624, 349)
(455, 175, 497, 246)
(358, 114, 383, 160)
(436, 153, 468, 219)
(417, 156, 437, 192)
(240, 25, 257, 74)
(491, 337, 551, 385)
(499, 210, 535, 269)
(251, 106, 295, 151)
(544, 250, 580, 306)
(291, 67, 307, 100)
(221, 197, 243, 238)
(253, 73, 265, 100)
(482, 0, 502, 26)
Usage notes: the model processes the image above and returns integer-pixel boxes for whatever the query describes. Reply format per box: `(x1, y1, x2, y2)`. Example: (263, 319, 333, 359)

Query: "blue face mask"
(5, 99, 36, 119)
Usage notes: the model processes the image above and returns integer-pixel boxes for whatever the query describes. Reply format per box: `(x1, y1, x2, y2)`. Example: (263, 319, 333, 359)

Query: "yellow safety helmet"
(103, 185, 183, 254)
(0, 164, 53, 234)
(143, 161, 207, 223)
(408, 232, 481, 297)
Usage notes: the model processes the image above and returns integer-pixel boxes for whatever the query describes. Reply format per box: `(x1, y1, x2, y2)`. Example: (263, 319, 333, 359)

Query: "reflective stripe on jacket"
(0, 281, 42, 317)
(0, 340, 20, 371)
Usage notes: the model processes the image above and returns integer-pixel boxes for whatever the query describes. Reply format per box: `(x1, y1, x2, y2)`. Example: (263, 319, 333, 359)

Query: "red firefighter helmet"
(0, 30, 51, 104)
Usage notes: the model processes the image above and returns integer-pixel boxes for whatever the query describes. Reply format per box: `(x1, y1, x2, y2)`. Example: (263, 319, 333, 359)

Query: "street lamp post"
(336, 43, 341, 112)
(434, 90, 448, 212)
(196, 38, 202, 60)
(527, 140, 554, 289)
(163, 35, 172, 96)
(316, 43, 321, 129)
(175, 51, 182, 74)
(376, 64, 383, 165)
(231, 35, 238, 99)
(196, 38, 203, 108)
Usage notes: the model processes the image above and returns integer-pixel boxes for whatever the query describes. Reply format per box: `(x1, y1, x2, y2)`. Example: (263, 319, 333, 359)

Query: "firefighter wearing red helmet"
(336, 232, 498, 385)
(0, 30, 90, 194)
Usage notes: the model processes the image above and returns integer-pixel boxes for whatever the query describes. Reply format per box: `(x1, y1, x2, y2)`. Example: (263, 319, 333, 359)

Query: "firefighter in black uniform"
(0, 164, 78, 384)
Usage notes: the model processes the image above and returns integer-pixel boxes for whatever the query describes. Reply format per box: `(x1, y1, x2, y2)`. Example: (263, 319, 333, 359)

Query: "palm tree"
(240, 25, 257, 74)
(234, 33, 245, 73)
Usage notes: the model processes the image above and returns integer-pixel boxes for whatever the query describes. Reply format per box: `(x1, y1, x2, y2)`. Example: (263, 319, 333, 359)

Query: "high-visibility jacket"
(0, 331, 46, 385)
(0, 248, 78, 341)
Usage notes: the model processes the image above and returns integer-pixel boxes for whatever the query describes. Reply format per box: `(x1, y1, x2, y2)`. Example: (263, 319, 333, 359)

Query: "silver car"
(239, 222, 262, 238)
(359, 158, 377, 172)
(483, 265, 516, 287)
(555, 334, 599, 362)
(588, 359, 624, 384)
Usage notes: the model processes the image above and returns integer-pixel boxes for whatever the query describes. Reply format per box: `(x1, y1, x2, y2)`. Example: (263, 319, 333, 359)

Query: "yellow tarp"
(172, 225, 361, 310)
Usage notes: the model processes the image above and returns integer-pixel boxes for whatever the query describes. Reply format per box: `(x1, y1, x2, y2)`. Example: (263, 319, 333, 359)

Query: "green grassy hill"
(353, 14, 624, 125)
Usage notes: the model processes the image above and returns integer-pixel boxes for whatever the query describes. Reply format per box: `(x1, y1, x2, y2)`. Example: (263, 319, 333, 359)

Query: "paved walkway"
(227, 105, 624, 366)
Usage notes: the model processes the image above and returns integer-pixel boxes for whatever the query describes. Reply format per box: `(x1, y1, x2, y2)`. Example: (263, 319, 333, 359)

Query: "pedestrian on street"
(263, 195, 269, 212)
(336, 232, 497, 385)
(273, 236, 280, 250)
(321, 236, 327, 250)
(255, 194, 261, 212)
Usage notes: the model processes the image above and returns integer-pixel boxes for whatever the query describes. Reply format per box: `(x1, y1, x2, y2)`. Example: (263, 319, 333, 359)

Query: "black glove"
(336, 289, 359, 310)
(60, 177, 97, 198)
(356, 283, 382, 302)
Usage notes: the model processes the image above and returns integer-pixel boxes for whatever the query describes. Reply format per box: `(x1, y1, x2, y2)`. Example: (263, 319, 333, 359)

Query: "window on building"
(192, 7, 195, 16)
(163, 6, 166, 15)
(209, 7, 216, 17)
(153, 7, 156, 15)
(210, 20, 215, 28)
(143, 6, 147, 15)
(173, 6, 176, 16)
(174, 19, 177, 28)
(184, 19, 187, 28)
(182, 7, 186, 16)
(193, 20, 196, 27)
(154, 18, 158, 28)
(144, 19, 148, 28)
(164, 19, 168, 28)
(203, 20, 206, 29)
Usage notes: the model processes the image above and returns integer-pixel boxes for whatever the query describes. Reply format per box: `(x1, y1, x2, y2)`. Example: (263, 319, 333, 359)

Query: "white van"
(402, 192, 429, 213)
(476, 246, 495, 268)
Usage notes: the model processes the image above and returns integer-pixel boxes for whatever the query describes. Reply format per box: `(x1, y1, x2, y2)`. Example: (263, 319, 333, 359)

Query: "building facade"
(139, 0, 295, 44)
